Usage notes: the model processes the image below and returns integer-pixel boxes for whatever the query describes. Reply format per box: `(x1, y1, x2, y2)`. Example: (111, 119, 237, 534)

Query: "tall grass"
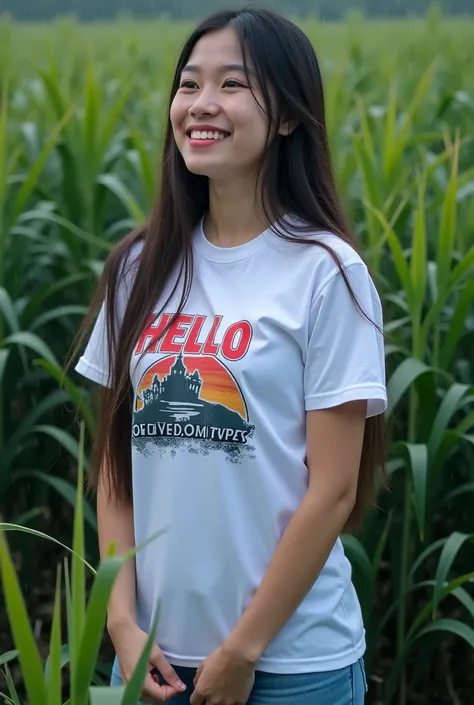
(1, 11, 473, 704)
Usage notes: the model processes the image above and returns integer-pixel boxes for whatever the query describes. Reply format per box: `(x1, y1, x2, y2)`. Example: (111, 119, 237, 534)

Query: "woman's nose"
(188, 92, 220, 118)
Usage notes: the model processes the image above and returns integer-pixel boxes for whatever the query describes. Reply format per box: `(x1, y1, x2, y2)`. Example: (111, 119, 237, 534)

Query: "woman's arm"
(96, 473, 137, 634)
(222, 400, 367, 664)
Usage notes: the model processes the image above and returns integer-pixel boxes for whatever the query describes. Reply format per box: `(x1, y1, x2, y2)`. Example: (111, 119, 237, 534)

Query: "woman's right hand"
(109, 619, 187, 703)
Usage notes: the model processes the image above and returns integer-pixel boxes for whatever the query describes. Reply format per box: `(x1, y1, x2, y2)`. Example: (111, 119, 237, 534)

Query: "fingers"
(189, 689, 206, 705)
(141, 673, 183, 703)
(150, 648, 187, 693)
(192, 663, 203, 687)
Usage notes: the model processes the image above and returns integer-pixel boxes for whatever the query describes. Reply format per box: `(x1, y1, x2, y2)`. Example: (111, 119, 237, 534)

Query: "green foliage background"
(0, 9, 474, 704)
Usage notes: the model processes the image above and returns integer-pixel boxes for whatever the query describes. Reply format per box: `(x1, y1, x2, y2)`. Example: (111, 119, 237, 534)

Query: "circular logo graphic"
(135, 353, 248, 420)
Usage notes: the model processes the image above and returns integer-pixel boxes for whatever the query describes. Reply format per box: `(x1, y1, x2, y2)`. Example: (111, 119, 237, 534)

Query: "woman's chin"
(184, 159, 231, 180)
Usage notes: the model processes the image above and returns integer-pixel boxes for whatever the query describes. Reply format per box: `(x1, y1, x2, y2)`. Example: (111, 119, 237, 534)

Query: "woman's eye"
(180, 80, 198, 89)
(223, 79, 245, 88)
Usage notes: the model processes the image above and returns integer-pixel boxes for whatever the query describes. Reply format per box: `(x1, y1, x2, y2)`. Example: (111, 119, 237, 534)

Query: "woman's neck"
(205, 177, 268, 248)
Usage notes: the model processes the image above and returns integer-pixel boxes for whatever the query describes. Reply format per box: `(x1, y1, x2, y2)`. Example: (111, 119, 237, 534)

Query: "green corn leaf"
(84, 59, 101, 178)
(386, 358, 435, 418)
(39, 67, 69, 121)
(22, 271, 91, 322)
(458, 410, 474, 434)
(0, 80, 8, 228)
(44, 643, 70, 677)
(394, 442, 428, 541)
(2, 662, 22, 705)
(70, 422, 86, 698)
(130, 129, 157, 208)
(73, 555, 126, 704)
(0, 523, 96, 573)
(364, 202, 416, 309)
(18, 209, 112, 252)
(64, 556, 77, 695)
(382, 82, 398, 183)
(0, 534, 48, 705)
(9, 106, 74, 226)
(396, 60, 437, 151)
(97, 173, 145, 224)
(5, 330, 59, 367)
(402, 573, 474, 643)
(436, 139, 459, 296)
(89, 686, 125, 705)
(372, 511, 393, 574)
(0, 650, 18, 667)
(410, 537, 447, 579)
(35, 359, 96, 434)
(101, 80, 133, 155)
(121, 610, 160, 705)
(410, 171, 427, 324)
(432, 532, 474, 619)
(444, 482, 474, 505)
(448, 247, 474, 289)
(0, 348, 9, 382)
(15, 470, 97, 530)
(29, 304, 88, 331)
(0, 287, 20, 335)
(34, 424, 90, 469)
(2, 389, 70, 469)
(416, 618, 474, 650)
(452, 586, 474, 623)
(428, 383, 471, 462)
(441, 279, 474, 370)
(45, 566, 62, 705)
(341, 535, 374, 618)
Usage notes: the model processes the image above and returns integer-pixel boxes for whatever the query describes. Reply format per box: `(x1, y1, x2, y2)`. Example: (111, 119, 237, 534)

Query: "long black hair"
(71, 7, 387, 531)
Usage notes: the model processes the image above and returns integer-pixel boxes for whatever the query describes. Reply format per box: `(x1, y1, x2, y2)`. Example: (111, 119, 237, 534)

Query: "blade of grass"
(45, 566, 62, 705)
(70, 421, 86, 700)
(0, 523, 96, 573)
(1, 663, 22, 705)
(0, 534, 48, 705)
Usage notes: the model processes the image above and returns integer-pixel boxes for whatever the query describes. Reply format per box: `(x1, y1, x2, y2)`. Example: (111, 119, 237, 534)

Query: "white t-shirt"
(76, 216, 387, 674)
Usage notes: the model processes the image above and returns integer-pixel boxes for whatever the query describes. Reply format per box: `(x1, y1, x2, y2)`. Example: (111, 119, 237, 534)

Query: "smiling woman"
(72, 7, 387, 705)
(170, 32, 272, 181)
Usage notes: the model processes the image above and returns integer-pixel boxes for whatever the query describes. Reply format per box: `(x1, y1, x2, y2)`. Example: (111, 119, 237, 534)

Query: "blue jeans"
(110, 655, 368, 704)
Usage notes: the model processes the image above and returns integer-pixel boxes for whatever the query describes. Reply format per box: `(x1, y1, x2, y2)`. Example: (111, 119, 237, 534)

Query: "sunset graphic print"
(132, 312, 256, 462)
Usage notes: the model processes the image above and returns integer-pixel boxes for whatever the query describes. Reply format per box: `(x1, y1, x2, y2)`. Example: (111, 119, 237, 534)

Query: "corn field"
(1, 10, 474, 705)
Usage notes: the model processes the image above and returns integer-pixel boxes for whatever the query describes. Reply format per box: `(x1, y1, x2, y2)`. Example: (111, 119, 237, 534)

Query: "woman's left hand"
(189, 645, 256, 705)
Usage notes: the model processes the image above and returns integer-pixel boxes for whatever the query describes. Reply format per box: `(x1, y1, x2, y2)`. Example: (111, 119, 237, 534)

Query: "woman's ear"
(278, 119, 299, 136)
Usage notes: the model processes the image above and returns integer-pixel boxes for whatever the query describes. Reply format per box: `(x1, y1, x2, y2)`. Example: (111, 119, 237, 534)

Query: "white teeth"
(190, 130, 227, 140)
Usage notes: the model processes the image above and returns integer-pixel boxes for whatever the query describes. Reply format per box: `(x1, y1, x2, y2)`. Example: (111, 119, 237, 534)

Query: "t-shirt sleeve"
(75, 300, 113, 388)
(75, 242, 143, 388)
(304, 261, 387, 418)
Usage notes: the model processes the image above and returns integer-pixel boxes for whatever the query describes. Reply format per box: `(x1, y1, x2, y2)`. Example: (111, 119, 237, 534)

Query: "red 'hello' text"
(134, 313, 252, 362)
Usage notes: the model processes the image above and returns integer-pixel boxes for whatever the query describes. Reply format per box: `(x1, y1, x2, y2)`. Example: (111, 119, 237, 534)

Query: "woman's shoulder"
(268, 214, 367, 272)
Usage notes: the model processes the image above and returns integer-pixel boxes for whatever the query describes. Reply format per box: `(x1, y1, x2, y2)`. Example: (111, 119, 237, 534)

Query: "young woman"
(74, 7, 387, 705)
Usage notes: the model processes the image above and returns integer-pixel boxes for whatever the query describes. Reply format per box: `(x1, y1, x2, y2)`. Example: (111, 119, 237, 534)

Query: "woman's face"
(170, 27, 270, 183)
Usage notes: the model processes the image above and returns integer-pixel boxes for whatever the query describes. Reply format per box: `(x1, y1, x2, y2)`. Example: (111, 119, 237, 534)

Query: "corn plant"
(0, 423, 164, 704)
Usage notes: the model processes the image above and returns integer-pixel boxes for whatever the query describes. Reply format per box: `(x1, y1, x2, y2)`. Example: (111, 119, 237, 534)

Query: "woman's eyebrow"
(182, 63, 248, 74)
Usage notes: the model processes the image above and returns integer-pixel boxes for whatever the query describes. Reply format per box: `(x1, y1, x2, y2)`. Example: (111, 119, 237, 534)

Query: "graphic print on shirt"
(131, 312, 256, 462)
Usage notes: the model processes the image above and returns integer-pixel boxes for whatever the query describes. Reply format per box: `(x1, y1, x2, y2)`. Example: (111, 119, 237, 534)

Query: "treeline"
(1, 0, 472, 21)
